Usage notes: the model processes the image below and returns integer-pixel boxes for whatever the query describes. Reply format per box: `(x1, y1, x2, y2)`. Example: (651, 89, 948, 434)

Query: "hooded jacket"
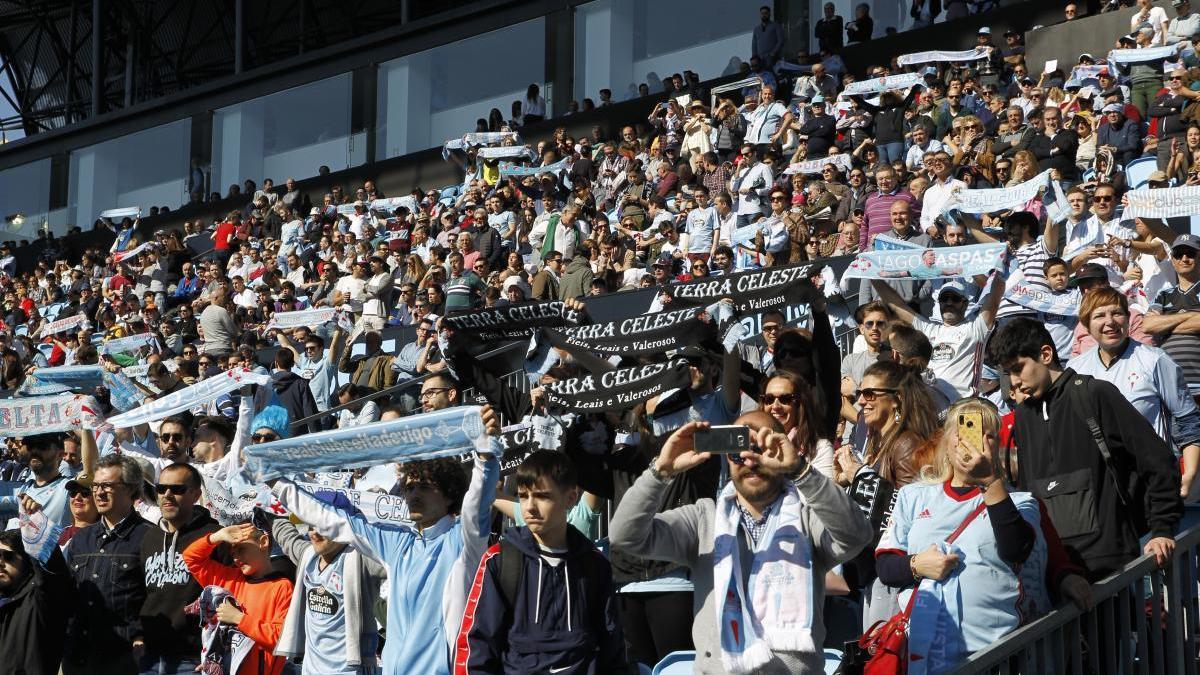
(557, 256, 594, 301)
(139, 505, 221, 658)
(1012, 370, 1183, 580)
(271, 370, 319, 434)
(455, 526, 626, 675)
(0, 545, 72, 675)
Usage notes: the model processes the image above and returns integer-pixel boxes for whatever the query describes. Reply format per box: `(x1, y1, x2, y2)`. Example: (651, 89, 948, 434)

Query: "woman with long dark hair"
(523, 84, 546, 124)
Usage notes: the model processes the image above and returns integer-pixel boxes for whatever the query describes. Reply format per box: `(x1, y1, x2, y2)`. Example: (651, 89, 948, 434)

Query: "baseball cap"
(978, 26, 991, 35)
(811, 94, 826, 104)
(1176, 0, 1188, 6)
(1004, 28, 1020, 37)
(653, 252, 675, 268)
(1172, 233, 1200, 251)
(1078, 53, 1095, 62)
(921, 66, 939, 77)
(1119, 34, 1137, 45)
(938, 280, 970, 300)
(1073, 263, 1108, 283)
(309, 207, 320, 216)
(65, 478, 92, 493)
(1102, 103, 1123, 114)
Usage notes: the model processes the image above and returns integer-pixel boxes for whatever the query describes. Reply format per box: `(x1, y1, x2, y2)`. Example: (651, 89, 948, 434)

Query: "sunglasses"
(1093, 195, 1114, 202)
(155, 483, 190, 496)
(252, 433, 279, 443)
(862, 320, 888, 328)
(760, 393, 797, 406)
(769, 196, 787, 202)
(67, 486, 90, 498)
(1173, 248, 1197, 260)
(855, 387, 898, 402)
(0, 549, 20, 565)
(159, 432, 187, 442)
(198, 360, 212, 366)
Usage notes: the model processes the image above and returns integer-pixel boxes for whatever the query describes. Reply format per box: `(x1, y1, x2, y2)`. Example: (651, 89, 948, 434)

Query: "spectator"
(1147, 233, 1200, 393)
(182, 523, 294, 675)
(814, 2, 844, 53)
(455, 451, 626, 673)
(751, 6, 786, 67)
(63, 454, 153, 675)
(139, 462, 220, 675)
(874, 398, 1053, 672)
(988, 318, 1183, 580)
(0, 527, 73, 674)
(609, 413, 871, 674)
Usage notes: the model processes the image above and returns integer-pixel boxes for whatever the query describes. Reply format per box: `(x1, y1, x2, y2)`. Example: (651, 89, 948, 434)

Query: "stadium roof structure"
(0, 0, 466, 138)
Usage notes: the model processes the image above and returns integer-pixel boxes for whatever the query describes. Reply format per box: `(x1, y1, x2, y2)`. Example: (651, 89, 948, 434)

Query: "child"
(1038, 257, 1078, 362)
(454, 451, 626, 674)
(183, 522, 294, 675)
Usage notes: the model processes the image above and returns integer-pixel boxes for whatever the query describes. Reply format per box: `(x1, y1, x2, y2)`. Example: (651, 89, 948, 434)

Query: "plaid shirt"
(737, 499, 775, 547)
(702, 164, 731, 198)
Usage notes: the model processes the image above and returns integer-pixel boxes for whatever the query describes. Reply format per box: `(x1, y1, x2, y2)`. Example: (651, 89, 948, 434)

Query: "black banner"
(544, 359, 691, 412)
(543, 306, 705, 356)
(664, 261, 821, 314)
(443, 301, 584, 341)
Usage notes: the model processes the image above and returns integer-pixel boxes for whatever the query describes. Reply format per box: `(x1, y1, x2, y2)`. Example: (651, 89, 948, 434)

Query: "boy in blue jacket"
(453, 450, 627, 674)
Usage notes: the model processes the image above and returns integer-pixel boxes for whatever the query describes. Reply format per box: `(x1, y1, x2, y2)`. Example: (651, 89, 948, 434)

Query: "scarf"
(713, 480, 816, 674)
(186, 586, 255, 675)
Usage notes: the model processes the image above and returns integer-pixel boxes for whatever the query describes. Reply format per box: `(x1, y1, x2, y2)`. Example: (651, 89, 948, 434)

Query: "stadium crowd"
(4, 2, 1200, 674)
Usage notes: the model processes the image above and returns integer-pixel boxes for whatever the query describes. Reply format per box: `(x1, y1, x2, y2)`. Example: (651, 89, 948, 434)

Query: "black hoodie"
(1012, 370, 1183, 580)
(138, 505, 221, 658)
(271, 369, 318, 434)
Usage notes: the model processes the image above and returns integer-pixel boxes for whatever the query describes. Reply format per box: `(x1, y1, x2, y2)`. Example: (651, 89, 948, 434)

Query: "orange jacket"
(183, 534, 293, 675)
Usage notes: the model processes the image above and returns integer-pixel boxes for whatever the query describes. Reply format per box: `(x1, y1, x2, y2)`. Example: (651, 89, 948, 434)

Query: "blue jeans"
(877, 141, 905, 165)
(140, 654, 200, 675)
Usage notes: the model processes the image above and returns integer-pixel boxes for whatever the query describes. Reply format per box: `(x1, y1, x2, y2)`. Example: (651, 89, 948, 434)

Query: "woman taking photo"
(1066, 286, 1200, 498)
(874, 398, 1050, 673)
(758, 370, 836, 477)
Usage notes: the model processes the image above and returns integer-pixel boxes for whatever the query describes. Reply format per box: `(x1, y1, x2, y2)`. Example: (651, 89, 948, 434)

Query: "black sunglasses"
(855, 387, 898, 401)
(159, 432, 188, 442)
(760, 393, 797, 406)
(0, 549, 20, 565)
(252, 433, 280, 443)
(155, 483, 190, 496)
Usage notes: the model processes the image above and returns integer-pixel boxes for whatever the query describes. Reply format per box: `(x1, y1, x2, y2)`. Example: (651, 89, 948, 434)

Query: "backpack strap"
(1066, 375, 1132, 510)
(497, 538, 524, 609)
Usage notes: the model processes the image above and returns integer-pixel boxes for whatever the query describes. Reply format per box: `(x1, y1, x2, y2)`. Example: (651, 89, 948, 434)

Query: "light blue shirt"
(301, 550, 377, 675)
(1067, 340, 1200, 448)
(685, 205, 720, 254)
(296, 351, 337, 411)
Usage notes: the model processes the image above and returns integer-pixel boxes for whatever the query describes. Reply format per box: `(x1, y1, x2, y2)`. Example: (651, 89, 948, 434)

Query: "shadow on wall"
(1026, 0, 1175, 77)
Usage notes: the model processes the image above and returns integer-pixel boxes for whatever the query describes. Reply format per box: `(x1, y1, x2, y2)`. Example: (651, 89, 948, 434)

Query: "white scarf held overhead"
(783, 153, 853, 176)
(896, 47, 989, 67)
(1121, 186, 1200, 220)
(713, 481, 816, 674)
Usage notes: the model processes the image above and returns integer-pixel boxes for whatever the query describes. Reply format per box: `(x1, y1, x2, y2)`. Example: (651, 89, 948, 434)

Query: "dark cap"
(1172, 233, 1200, 251)
(1073, 262, 1108, 283)
(652, 252, 675, 268)
(65, 478, 92, 492)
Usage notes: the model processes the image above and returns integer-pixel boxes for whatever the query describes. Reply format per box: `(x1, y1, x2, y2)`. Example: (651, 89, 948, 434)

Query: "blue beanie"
(250, 404, 291, 440)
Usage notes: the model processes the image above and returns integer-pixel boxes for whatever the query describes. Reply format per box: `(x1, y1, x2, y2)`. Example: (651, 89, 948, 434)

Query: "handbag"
(837, 500, 988, 675)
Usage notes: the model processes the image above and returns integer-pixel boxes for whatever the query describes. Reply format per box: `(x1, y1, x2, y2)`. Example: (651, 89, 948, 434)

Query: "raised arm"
(869, 279, 919, 324)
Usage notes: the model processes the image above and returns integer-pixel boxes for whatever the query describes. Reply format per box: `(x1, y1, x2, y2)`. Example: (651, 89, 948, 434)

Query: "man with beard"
(0, 431, 95, 529)
(139, 463, 220, 675)
(871, 275, 1003, 398)
(0, 526, 73, 674)
(610, 412, 871, 674)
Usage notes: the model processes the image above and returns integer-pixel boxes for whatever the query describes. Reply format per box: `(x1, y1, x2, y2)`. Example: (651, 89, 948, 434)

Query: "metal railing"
(948, 522, 1200, 675)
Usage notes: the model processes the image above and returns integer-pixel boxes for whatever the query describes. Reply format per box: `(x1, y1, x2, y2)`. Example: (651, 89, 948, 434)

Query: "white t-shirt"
(1131, 6, 1170, 44)
(911, 313, 992, 398)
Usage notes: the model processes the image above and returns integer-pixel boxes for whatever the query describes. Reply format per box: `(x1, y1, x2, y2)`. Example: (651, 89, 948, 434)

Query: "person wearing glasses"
(759, 371, 836, 478)
(63, 454, 153, 675)
(729, 144, 774, 228)
(1147, 234, 1200, 404)
(1061, 183, 1135, 285)
(610, 412, 871, 674)
(138, 462, 219, 675)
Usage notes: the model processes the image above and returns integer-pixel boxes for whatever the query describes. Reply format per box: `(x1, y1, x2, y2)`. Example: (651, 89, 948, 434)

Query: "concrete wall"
(1026, 0, 1175, 76)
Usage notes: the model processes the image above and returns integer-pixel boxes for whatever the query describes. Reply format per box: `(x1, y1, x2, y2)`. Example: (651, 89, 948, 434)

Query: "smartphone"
(694, 425, 752, 454)
(957, 411, 983, 451)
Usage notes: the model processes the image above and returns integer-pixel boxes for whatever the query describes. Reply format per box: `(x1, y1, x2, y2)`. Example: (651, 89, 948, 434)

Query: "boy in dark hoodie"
(271, 349, 319, 435)
(454, 450, 626, 675)
(140, 462, 222, 674)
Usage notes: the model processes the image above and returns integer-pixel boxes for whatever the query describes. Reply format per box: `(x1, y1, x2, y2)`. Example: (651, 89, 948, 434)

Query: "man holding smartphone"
(610, 412, 871, 674)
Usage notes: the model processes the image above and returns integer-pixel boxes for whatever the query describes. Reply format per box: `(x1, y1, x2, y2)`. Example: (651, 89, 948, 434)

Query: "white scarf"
(712, 480, 816, 674)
